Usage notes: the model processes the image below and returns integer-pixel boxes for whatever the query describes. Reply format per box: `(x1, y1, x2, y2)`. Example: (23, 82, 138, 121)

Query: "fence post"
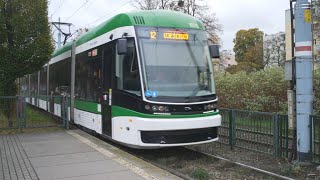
(62, 96, 66, 129)
(62, 96, 65, 128)
(228, 109, 232, 149)
(285, 115, 289, 158)
(66, 96, 69, 130)
(273, 114, 280, 157)
(229, 109, 236, 150)
(309, 115, 313, 162)
(23, 96, 26, 128)
(61, 95, 69, 130)
(17, 96, 22, 133)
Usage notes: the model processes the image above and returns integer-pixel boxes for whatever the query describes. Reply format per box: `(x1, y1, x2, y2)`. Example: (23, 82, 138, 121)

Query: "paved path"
(0, 130, 181, 180)
(0, 135, 38, 180)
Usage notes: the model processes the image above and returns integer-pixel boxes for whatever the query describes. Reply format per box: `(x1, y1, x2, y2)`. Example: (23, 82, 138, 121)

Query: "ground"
(189, 142, 320, 179)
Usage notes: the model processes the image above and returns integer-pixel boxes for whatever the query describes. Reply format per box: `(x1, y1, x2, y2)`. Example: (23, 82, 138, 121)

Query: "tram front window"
(116, 38, 141, 96)
(137, 27, 216, 102)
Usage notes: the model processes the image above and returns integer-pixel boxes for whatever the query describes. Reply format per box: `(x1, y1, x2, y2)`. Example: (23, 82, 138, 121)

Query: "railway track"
(86, 129, 295, 180)
(124, 146, 294, 180)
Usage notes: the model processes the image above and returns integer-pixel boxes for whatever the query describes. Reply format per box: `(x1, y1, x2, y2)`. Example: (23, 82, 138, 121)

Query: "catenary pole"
(58, 17, 61, 48)
(294, 0, 313, 161)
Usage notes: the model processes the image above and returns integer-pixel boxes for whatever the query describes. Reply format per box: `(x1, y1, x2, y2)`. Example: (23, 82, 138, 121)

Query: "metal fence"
(310, 115, 320, 163)
(218, 109, 289, 158)
(0, 96, 69, 132)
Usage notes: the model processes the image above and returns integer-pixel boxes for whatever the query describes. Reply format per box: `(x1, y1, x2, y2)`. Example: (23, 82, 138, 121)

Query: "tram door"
(102, 44, 114, 136)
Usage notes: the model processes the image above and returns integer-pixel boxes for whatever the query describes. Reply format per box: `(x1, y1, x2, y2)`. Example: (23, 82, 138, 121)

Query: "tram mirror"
(209, 44, 220, 58)
(117, 38, 128, 55)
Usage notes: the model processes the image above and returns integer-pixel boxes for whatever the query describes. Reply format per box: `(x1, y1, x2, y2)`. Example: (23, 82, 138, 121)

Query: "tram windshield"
(136, 27, 216, 102)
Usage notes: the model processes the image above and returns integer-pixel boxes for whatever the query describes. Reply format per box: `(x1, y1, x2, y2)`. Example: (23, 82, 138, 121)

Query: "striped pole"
(296, 41, 313, 57)
(294, 0, 313, 162)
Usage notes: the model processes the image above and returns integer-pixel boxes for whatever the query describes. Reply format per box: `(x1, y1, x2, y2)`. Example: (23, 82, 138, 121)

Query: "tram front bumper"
(112, 114, 221, 148)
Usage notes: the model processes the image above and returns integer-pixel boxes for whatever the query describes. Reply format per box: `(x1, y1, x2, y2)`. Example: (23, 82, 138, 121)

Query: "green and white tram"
(19, 10, 221, 148)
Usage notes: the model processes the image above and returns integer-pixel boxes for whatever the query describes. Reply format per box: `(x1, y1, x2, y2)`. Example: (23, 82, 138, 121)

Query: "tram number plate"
(163, 32, 189, 40)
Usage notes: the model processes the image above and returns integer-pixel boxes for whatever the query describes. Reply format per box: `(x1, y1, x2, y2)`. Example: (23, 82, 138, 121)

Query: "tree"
(233, 28, 264, 71)
(263, 33, 286, 68)
(0, 0, 53, 125)
(132, 0, 166, 10)
(132, 0, 222, 43)
(313, 0, 320, 32)
(312, 0, 320, 62)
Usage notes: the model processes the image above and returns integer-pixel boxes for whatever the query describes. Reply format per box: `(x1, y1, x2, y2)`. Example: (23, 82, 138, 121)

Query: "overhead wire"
(83, 0, 99, 11)
(86, 0, 132, 27)
(50, 0, 65, 18)
(65, 0, 90, 21)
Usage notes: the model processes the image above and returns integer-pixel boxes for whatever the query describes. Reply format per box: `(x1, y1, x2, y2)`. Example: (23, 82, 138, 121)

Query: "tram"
(19, 10, 221, 148)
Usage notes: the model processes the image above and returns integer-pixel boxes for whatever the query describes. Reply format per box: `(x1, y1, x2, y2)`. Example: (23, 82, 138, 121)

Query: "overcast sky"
(48, 0, 291, 51)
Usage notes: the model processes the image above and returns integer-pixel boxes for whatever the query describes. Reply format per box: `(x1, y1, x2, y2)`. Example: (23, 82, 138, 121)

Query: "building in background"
(263, 32, 286, 68)
(212, 50, 237, 72)
(285, 9, 293, 61)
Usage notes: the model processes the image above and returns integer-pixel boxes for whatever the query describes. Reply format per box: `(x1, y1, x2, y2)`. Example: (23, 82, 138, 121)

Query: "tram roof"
(52, 10, 205, 58)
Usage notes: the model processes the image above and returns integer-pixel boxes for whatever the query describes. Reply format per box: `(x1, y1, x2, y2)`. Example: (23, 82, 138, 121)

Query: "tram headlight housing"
(204, 103, 217, 111)
(164, 106, 170, 112)
(145, 104, 170, 112)
(158, 106, 165, 112)
(152, 105, 158, 111)
(145, 105, 151, 110)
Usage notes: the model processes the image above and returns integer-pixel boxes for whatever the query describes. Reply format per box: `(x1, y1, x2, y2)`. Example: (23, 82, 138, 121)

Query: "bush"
(216, 67, 320, 113)
(0, 80, 18, 127)
(215, 67, 289, 113)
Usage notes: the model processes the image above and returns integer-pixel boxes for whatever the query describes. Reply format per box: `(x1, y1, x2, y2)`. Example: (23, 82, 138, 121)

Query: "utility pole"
(294, 0, 313, 162)
(51, 18, 72, 49)
(58, 17, 61, 48)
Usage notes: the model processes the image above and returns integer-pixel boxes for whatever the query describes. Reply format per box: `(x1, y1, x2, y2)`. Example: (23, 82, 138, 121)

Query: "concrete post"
(47, 63, 50, 111)
(294, 0, 313, 161)
(70, 40, 76, 122)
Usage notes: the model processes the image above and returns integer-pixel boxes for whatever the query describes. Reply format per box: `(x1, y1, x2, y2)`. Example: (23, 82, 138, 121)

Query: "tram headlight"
(158, 106, 165, 112)
(145, 105, 151, 110)
(145, 104, 170, 112)
(164, 106, 170, 112)
(204, 104, 217, 110)
(152, 105, 158, 111)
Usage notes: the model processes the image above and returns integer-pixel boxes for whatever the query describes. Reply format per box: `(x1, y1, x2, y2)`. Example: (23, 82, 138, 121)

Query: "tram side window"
(39, 66, 47, 96)
(116, 38, 141, 96)
(75, 55, 102, 102)
(30, 72, 38, 96)
(49, 59, 71, 96)
(88, 58, 102, 101)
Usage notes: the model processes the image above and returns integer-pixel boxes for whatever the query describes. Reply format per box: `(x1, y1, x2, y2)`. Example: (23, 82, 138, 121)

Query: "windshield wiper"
(184, 84, 207, 103)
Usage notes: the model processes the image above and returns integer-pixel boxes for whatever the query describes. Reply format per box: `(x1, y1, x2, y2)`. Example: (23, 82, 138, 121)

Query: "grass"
(280, 163, 304, 177)
(0, 105, 64, 134)
(26, 106, 60, 127)
(0, 113, 18, 128)
(191, 168, 209, 180)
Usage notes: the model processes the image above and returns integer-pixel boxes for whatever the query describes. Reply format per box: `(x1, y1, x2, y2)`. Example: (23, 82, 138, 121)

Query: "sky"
(48, 0, 291, 51)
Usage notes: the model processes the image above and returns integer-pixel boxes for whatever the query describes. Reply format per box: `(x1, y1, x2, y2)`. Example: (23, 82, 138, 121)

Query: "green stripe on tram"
(52, 41, 72, 57)
(52, 10, 205, 58)
(112, 106, 219, 119)
(76, 10, 205, 47)
(74, 99, 101, 114)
